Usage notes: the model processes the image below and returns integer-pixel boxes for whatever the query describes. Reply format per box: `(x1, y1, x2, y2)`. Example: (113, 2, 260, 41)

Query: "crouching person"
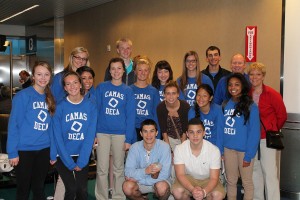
(123, 119, 172, 200)
(172, 118, 225, 200)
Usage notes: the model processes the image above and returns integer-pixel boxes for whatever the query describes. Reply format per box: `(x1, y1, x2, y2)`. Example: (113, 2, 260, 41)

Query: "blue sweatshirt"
(223, 99, 260, 162)
(158, 85, 165, 102)
(214, 73, 250, 105)
(7, 86, 52, 159)
(51, 71, 66, 104)
(51, 97, 97, 170)
(130, 84, 160, 136)
(188, 103, 224, 154)
(177, 74, 214, 106)
(95, 81, 136, 144)
(125, 139, 171, 185)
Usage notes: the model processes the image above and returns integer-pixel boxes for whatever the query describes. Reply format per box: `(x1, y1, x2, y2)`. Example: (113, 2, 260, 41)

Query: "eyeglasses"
(73, 55, 88, 62)
(186, 59, 197, 64)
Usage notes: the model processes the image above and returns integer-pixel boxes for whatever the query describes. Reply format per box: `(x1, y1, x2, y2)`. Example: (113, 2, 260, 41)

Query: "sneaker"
(108, 188, 112, 200)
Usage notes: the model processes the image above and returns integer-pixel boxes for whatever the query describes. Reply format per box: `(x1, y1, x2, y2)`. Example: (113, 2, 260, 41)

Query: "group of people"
(6, 37, 287, 200)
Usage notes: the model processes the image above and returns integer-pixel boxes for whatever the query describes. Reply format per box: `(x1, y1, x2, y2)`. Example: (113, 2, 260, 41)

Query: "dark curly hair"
(226, 73, 253, 124)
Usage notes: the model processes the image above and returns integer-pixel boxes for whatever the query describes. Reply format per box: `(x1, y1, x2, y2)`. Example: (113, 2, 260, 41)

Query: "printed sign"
(245, 26, 257, 62)
(26, 35, 37, 54)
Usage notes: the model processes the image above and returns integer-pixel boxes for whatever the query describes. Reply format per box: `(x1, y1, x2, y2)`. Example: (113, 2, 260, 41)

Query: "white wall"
(283, 0, 300, 113)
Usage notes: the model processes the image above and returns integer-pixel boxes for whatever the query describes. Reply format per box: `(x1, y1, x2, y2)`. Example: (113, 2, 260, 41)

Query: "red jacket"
(250, 84, 287, 139)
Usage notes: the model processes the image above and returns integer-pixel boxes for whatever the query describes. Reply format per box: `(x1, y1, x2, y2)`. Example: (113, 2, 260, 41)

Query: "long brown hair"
(179, 51, 202, 92)
(32, 61, 56, 116)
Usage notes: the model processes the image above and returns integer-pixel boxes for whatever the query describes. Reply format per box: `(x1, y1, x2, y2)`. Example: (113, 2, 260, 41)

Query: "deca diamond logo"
(205, 127, 211, 136)
(225, 117, 235, 127)
(108, 98, 118, 108)
(137, 100, 147, 109)
(71, 121, 82, 132)
(187, 90, 196, 99)
(37, 110, 47, 122)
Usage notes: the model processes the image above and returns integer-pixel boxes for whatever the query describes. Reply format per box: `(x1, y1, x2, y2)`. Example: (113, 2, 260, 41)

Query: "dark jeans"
(15, 147, 50, 200)
(56, 156, 89, 200)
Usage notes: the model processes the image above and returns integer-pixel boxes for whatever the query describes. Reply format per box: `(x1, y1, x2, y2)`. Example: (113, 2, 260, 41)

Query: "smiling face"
(64, 74, 82, 98)
(206, 49, 221, 67)
(231, 54, 246, 73)
(141, 124, 158, 146)
(157, 68, 170, 85)
(80, 71, 94, 92)
(196, 88, 213, 108)
(135, 63, 150, 82)
(117, 41, 132, 60)
(185, 55, 197, 72)
(249, 68, 265, 88)
(110, 61, 125, 81)
(164, 86, 179, 104)
(228, 77, 242, 99)
(32, 65, 51, 90)
(72, 52, 88, 70)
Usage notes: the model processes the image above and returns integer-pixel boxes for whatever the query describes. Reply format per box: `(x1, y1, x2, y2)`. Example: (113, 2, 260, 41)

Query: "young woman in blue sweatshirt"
(188, 84, 224, 154)
(95, 57, 136, 200)
(51, 71, 97, 200)
(151, 60, 174, 102)
(130, 56, 160, 141)
(223, 73, 260, 200)
(7, 61, 56, 199)
(51, 47, 90, 103)
(177, 51, 214, 106)
(53, 66, 96, 200)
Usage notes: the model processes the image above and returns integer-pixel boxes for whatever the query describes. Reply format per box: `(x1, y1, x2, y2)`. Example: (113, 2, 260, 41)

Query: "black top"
(157, 100, 190, 135)
(202, 65, 231, 90)
(22, 78, 33, 89)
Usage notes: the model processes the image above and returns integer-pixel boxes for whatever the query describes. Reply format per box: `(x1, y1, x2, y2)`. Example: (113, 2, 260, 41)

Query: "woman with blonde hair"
(130, 56, 160, 141)
(51, 47, 90, 103)
(177, 51, 214, 106)
(248, 62, 287, 200)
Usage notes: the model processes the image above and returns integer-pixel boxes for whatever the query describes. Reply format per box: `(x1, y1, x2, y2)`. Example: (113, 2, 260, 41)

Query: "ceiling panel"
(0, 0, 113, 26)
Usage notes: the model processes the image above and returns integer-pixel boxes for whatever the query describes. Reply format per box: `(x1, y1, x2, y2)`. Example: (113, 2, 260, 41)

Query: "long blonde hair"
(64, 47, 90, 72)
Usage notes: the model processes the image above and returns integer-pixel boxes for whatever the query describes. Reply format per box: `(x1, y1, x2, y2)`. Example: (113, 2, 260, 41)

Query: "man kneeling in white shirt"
(172, 118, 225, 200)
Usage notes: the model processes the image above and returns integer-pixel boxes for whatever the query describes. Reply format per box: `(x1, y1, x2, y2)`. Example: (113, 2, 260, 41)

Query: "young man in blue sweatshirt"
(123, 119, 172, 200)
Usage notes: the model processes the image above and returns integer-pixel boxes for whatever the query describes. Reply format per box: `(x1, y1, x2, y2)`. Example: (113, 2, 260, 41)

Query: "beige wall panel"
(64, 0, 282, 91)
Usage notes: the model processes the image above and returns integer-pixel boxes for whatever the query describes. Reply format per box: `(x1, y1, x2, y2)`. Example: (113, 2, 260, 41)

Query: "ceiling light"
(0, 5, 39, 23)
